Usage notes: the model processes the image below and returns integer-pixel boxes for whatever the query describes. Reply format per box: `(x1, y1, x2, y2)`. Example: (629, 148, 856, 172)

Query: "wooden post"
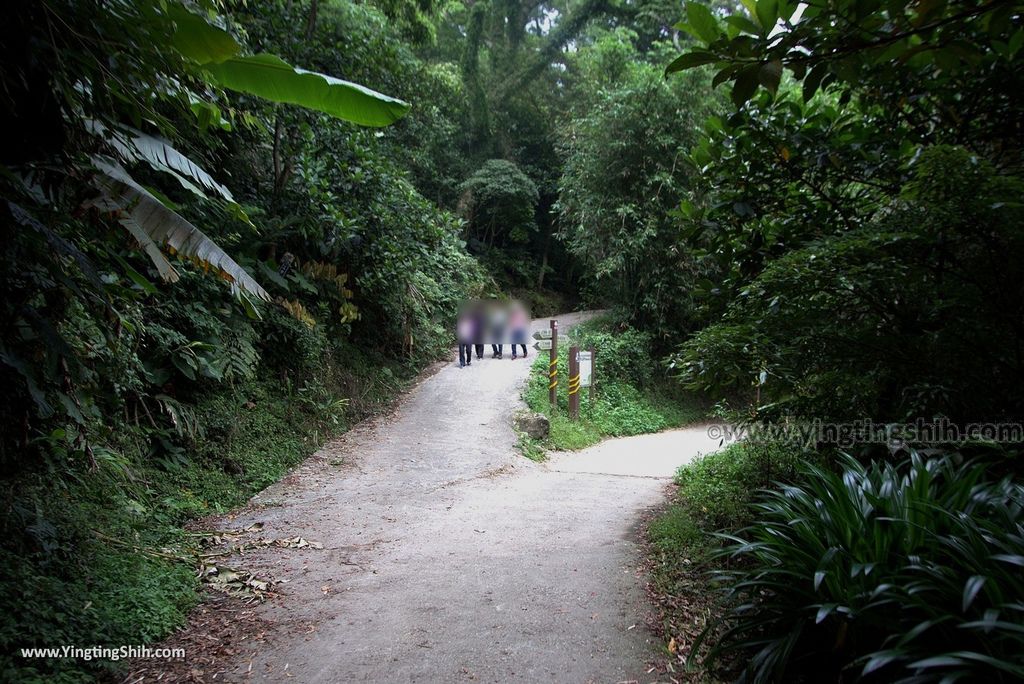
(548, 319, 558, 407)
(568, 345, 580, 420)
(589, 344, 595, 403)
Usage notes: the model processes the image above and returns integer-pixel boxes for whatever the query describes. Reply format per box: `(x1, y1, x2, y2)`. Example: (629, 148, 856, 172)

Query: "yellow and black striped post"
(568, 345, 580, 420)
(548, 319, 558, 407)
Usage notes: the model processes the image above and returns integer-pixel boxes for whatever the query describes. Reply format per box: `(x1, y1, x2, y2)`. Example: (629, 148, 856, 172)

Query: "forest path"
(213, 311, 720, 683)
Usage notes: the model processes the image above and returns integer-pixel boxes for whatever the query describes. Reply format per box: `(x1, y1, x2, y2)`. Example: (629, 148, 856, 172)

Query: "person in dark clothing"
(509, 301, 529, 360)
(491, 344, 502, 359)
(457, 310, 475, 368)
(475, 344, 484, 360)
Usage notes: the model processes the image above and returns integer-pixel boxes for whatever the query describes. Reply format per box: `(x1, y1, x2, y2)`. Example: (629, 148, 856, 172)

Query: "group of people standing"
(456, 300, 530, 368)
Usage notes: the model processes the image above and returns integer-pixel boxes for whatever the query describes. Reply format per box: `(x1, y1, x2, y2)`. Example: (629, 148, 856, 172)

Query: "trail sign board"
(578, 350, 593, 388)
(533, 339, 553, 351)
(532, 329, 552, 340)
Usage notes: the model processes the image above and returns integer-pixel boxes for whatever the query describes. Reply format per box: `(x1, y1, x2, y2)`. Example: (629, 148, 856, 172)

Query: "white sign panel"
(533, 329, 552, 340)
(533, 339, 553, 351)
(578, 350, 593, 388)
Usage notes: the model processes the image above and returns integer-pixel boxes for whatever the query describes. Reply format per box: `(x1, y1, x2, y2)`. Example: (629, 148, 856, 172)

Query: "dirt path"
(206, 311, 721, 683)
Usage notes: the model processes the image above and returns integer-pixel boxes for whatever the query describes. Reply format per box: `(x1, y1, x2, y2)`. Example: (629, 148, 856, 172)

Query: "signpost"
(578, 349, 593, 388)
(568, 346, 580, 420)
(533, 322, 597, 419)
(548, 320, 558, 407)
(532, 328, 552, 351)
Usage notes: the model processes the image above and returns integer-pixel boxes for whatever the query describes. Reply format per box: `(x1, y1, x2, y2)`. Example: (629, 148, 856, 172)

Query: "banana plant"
(87, 1, 411, 303)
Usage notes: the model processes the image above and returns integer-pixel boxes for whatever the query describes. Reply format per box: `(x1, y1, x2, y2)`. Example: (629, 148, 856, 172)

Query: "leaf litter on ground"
(191, 523, 326, 601)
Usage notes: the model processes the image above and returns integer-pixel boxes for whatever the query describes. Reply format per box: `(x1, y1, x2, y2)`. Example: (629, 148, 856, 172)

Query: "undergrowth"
(522, 316, 707, 453)
(646, 439, 806, 681)
(0, 345, 421, 682)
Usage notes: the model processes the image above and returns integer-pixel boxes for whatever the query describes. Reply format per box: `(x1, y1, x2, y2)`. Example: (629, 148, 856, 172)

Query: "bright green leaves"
(665, 50, 718, 76)
(683, 2, 721, 43)
(666, 0, 1020, 110)
(168, 3, 410, 127)
(754, 0, 779, 35)
(204, 55, 410, 128)
(666, 2, 782, 106)
(169, 4, 240, 65)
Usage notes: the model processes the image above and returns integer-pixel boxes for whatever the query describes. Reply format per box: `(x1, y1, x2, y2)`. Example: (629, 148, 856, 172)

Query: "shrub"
(459, 159, 539, 247)
(675, 440, 803, 530)
(672, 148, 1024, 424)
(573, 325, 655, 388)
(590, 382, 668, 436)
(707, 453, 1024, 683)
(649, 504, 706, 559)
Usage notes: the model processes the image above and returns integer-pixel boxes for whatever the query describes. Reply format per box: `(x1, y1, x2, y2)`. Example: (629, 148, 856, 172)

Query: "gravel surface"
(195, 311, 719, 683)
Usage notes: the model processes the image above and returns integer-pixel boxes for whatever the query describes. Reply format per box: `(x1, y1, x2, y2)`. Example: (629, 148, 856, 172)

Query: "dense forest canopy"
(1, 0, 1022, 681)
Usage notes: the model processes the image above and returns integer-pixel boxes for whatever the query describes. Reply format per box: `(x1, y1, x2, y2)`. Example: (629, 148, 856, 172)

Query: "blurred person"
(456, 308, 475, 368)
(489, 301, 507, 359)
(509, 301, 529, 359)
(472, 302, 486, 360)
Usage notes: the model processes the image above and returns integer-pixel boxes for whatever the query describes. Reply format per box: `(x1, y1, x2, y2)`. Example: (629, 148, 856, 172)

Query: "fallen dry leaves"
(120, 590, 271, 683)
(193, 524, 326, 602)
(638, 488, 740, 683)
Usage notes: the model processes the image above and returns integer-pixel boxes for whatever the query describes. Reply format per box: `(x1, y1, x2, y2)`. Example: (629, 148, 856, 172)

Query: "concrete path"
(547, 428, 721, 480)
(210, 311, 720, 683)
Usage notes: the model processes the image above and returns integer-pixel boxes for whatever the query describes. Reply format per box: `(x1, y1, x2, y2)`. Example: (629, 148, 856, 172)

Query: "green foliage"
(459, 159, 539, 247)
(649, 503, 706, 559)
(0, 346, 416, 680)
(647, 437, 807, 678)
(674, 440, 802, 530)
(1, 543, 197, 682)
(708, 453, 1024, 683)
(514, 430, 548, 462)
(659, 0, 1024, 426)
(650, 5, 1024, 680)
(171, 1, 410, 125)
(0, 1, 486, 678)
(556, 30, 724, 337)
(571, 322, 655, 388)
(546, 412, 605, 452)
(667, 0, 1023, 143)
(673, 147, 1024, 422)
(204, 54, 410, 127)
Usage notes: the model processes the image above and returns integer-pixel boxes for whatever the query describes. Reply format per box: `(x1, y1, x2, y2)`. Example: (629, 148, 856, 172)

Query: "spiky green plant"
(704, 453, 1024, 683)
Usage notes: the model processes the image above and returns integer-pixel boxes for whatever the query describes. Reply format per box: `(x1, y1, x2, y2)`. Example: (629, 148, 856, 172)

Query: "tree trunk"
(305, 0, 319, 39)
(537, 224, 550, 289)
